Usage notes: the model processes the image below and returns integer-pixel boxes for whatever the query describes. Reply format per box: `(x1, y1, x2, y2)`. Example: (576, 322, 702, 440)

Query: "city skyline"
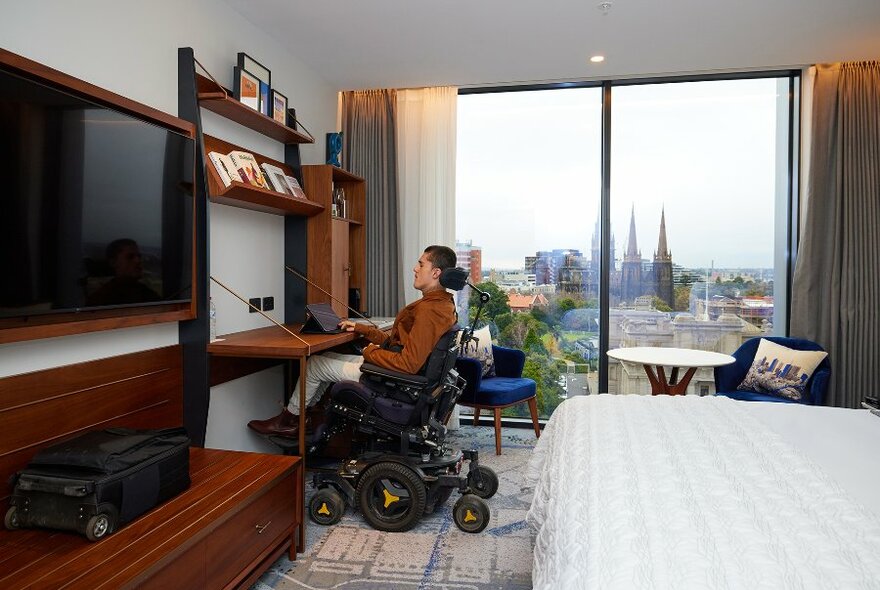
(456, 234, 775, 276)
(456, 78, 786, 269)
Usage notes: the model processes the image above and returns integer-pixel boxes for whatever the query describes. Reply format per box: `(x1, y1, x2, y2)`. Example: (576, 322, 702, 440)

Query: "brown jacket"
(354, 289, 456, 374)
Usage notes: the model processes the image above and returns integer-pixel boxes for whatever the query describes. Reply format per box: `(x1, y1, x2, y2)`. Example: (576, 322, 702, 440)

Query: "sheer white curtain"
(396, 86, 460, 427)
(396, 86, 458, 304)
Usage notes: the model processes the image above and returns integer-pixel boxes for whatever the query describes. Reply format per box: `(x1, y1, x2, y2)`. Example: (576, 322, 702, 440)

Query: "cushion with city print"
(460, 325, 496, 377)
(737, 338, 828, 401)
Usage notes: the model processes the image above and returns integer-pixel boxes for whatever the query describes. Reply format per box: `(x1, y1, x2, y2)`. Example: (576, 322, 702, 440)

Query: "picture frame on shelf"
(259, 81, 270, 117)
(271, 90, 287, 125)
(237, 52, 271, 87)
(287, 107, 296, 130)
(233, 67, 260, 111)
(237, 52, 271, 116)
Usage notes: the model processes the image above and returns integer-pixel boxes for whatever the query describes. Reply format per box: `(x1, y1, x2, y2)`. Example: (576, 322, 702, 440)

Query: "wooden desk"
(607, 347, 735, 395)
(208, 323, 360, 550)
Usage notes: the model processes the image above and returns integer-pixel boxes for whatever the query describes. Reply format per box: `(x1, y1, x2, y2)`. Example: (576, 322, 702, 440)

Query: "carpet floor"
(251, 425, 539, 590)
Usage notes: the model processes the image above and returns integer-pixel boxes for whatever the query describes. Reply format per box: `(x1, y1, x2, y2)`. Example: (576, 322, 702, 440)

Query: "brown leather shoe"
(247, 408, 299, 438)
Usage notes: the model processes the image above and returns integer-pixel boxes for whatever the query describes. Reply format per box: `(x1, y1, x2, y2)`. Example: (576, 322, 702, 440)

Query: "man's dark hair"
(424, 245, 456, 271)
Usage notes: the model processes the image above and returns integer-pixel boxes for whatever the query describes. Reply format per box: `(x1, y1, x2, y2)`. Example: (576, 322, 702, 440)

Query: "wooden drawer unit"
(207, 468, 297, 588)
(0, 449, 302, 589)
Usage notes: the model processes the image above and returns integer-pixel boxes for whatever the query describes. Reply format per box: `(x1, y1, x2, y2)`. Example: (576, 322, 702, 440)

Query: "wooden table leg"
(644, 364, 698, 395)
(642, 364, 666, 394)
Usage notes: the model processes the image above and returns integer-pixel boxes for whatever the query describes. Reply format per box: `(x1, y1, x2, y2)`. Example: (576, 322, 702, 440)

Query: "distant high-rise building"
(525, 249, 586, 290)
(455, 240, 482, 285)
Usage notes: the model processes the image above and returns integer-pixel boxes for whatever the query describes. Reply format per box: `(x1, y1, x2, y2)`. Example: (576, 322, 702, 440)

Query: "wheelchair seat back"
(330, 327, 462, 431)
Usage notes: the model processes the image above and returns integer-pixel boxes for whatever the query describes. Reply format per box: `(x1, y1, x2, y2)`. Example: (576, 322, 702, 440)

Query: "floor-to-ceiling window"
(608, 77, 794, 396)
(456, 73, 798, 420)
(456, 87, 603, 420)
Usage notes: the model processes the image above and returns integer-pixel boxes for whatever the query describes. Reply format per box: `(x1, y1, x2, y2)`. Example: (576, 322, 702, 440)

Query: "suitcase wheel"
(86, 512, 114, 542)
(4, 507, 19, 531)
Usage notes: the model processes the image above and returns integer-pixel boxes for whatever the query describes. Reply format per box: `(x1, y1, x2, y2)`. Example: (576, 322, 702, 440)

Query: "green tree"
(494, 312, 513, 333)
(652, 296, 672, 312)
(468, 282, 510, 324)
(498, 313, 548, 349)
(523, 327, 547, 355)
(529, 306, 549, 324)
(674, 286, 692, 311)
(522, 355, 565, 417)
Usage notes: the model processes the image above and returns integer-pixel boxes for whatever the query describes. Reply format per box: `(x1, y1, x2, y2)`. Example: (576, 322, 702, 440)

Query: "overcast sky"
(456, 78, 788, 270)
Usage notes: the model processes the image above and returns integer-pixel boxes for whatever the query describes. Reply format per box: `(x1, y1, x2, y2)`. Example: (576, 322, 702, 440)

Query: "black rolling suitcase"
(4, 427, 190, 541)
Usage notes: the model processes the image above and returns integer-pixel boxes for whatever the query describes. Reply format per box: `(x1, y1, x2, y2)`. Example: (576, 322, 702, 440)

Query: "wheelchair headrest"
(439, 267, 468, 291)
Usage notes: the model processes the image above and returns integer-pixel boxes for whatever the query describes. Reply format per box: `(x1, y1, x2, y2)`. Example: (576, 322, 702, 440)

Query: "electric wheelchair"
(272, 268, 498, 533)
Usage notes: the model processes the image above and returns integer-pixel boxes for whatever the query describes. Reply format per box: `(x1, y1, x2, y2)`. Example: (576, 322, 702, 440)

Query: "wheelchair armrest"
(360, 362, 428, 386)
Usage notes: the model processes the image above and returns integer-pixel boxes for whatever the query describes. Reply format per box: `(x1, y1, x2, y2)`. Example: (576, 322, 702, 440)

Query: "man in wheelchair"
(249, 245, 498, 533)
(248, 245, 459, 439)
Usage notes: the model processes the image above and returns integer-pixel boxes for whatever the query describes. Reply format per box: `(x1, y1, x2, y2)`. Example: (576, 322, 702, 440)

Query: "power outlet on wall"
(262, 296, 274, 311)
(248, 297, 261, 313)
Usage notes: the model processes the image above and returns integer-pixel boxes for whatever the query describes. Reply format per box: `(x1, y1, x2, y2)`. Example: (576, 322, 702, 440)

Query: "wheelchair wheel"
(356, 461, 426, 532)
(452, 494, 490, 533)
(467, 466, 499, 499)
(309, 487, 346, 526)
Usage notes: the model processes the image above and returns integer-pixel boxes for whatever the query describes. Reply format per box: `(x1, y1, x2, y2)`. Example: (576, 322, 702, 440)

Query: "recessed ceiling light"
(590, 55, 605, 63)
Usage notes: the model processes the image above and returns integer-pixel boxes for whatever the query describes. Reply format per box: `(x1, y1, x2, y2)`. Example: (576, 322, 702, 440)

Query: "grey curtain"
(790, 61, 880, 408)
(341, 89, 403, 316)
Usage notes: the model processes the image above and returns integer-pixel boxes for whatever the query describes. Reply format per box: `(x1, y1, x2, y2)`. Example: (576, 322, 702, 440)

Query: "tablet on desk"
(300, 303, 344, 334)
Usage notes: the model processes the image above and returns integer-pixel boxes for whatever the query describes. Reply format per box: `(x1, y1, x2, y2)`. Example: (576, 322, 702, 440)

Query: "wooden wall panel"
(0, 346, 183, 497)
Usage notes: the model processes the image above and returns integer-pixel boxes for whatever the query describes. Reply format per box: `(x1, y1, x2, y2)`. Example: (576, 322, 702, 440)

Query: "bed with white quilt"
(526, 394, 880, 589)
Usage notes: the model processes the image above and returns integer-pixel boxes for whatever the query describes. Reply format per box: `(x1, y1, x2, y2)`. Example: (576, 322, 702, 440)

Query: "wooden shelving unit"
(202, 134, 323, 216)
(302, 165, 367, 317)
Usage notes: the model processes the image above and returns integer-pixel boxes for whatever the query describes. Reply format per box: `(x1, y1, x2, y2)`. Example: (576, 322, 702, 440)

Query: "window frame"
(457, 69, 802, 417)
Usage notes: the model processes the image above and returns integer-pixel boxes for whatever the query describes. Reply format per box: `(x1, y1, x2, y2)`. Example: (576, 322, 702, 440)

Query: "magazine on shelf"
(228, 151, 270, 190)
(260, 163, 291, 195)
(284, 175, 308, 200)
(207, 152, 241, 188)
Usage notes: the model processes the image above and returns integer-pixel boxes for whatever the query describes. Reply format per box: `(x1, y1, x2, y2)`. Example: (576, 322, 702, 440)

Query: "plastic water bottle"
(209, 298, 217, 341)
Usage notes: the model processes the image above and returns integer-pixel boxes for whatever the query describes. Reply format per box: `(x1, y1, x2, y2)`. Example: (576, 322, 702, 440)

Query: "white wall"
(0, 0, 339, 452)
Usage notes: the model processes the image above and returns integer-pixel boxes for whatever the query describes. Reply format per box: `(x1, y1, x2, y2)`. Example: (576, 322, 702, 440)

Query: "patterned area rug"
(252, 425, 539, 590)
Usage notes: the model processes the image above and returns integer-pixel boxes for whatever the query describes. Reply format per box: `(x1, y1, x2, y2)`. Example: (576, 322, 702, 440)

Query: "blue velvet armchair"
(455, 345, 541, 455)
(714, 336, 831, 405)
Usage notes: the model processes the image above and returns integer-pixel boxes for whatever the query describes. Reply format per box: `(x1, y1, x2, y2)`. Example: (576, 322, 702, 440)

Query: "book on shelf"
(228, 151, 270, 190)
(284, 175, 308, 200)
(260, 163, 292, 195)
(207, 152, 240, 188)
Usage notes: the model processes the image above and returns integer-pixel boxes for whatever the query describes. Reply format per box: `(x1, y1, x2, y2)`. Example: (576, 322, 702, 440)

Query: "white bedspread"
(526, 394, 880, 590)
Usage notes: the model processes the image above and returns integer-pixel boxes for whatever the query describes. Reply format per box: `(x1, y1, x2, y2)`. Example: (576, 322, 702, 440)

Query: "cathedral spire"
(655, 206, 671, 261)
(625, 204, 640, 261)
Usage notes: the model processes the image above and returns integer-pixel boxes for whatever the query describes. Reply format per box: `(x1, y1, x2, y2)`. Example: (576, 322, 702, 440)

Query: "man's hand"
(338, 320, 358, 332)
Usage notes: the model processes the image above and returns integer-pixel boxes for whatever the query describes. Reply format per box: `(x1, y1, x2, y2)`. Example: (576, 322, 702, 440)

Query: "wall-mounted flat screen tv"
(0, 69, 194, 319)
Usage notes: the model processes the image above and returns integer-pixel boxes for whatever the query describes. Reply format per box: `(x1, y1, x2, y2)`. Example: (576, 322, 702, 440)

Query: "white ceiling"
(230, 0, 880, 90)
